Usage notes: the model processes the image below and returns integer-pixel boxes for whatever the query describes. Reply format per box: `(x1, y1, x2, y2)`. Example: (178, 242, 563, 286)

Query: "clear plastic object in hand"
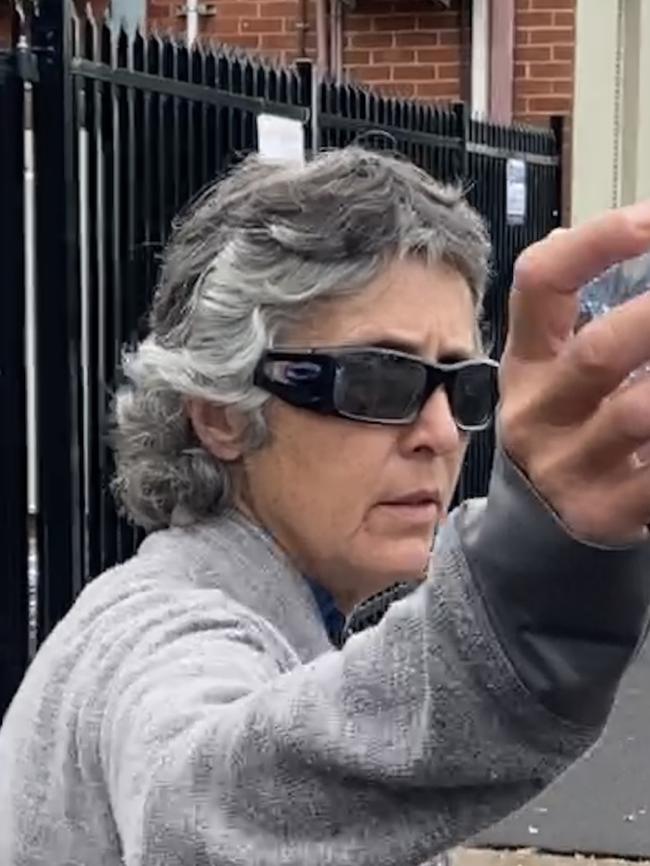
(579, 249, 650, 325)
(578, 249, 650, 381)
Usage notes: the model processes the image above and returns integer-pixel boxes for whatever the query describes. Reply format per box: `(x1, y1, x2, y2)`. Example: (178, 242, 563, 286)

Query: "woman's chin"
(359, 543, 432, 590)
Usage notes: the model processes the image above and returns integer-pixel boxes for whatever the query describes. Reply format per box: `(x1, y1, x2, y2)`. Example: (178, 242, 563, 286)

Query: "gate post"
(0, 17, 29, 717)
(30, 0, 84, 642)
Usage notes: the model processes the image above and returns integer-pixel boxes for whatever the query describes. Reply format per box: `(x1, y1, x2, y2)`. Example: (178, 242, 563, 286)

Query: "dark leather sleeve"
(456, 446, 650, 726)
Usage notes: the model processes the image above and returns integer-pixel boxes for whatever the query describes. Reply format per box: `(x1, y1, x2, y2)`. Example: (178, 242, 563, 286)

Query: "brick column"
(513, 0, 575, 126)
(342, 0, 463, 101)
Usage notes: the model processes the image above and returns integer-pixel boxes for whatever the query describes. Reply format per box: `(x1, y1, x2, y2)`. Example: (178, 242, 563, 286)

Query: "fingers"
(570, 372, 650, 471)
(499, 203, 650, 545)
(507, 200, 650, 362)
(542, 290, 650, 417)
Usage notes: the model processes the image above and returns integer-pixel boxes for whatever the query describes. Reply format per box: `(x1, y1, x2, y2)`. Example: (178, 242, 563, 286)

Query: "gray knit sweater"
(1, 450, 649, 865)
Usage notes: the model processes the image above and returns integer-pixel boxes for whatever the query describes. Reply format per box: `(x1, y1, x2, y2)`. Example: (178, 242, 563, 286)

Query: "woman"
(1, 148, 649, 866)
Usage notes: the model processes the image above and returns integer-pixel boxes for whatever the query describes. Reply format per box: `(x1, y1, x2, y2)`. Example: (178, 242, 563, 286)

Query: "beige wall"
(570, 0, 620, 224)
(572, 0, 650, 225)
(620, 0, 650, 208)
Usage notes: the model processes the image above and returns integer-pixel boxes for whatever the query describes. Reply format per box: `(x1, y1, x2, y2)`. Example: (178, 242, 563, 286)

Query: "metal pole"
(329, 0, 336, 79)
(186, 0, 199, 46)
(334, 0, 343, 82)
(315, 0, 329, 76)
(470, 0, 489, 116)
(297, 0, 308, 58)
(22, 65, 37, 523)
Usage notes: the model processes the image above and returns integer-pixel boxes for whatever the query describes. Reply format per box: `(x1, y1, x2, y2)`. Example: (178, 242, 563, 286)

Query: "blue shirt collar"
(306, 579, 346, 648)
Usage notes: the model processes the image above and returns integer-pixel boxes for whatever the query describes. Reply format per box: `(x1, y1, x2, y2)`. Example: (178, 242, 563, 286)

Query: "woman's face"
(236, 258, 477, 611)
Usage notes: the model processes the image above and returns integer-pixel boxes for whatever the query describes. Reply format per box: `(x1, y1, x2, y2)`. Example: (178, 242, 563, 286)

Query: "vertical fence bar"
(550, 114, 564, 225)
(23, 63, 39, 663)
(31, 0, 84, 642)
(108, 24, 125, 562)
(0, 29, 29, 717)
(131, 29, 149, 344)
(197, 43, 209, 184)
(157, 39, 169, 242)
(118, 26, 140, 559)
(453, 100, 468, 184)
(98, 17, 118, 572)
(186, 43, 196, 196)
(81, 11, 102, 581)
(296, 59, 313, 154)
(205, 44, 217, 179)
(114, 27, 136, 560)
(172, 38, 181, 211)
(125, 29, 137, 350)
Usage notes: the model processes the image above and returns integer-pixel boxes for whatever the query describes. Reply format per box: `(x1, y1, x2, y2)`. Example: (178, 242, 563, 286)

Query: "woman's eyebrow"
(345, 336, 476, 362)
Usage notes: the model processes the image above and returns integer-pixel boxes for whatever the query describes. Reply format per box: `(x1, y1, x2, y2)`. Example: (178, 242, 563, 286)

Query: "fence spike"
(148, 27, 163, 52)
(84, 1, 95, 28)
(69, 0, 80, 53)
(192, 37, 206, 62)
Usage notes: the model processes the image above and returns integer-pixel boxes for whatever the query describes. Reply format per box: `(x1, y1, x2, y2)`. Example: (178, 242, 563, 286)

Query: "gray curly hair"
(111, 147, 491, 531)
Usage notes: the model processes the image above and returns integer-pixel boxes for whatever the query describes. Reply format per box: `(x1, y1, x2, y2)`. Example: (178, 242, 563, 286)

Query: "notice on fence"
(257, 114, 305, 165)
(506, 158, 527, 225)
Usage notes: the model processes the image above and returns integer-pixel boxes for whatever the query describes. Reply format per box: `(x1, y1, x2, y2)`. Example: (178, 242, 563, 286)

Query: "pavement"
(468, 640, 650, 860)
(452, 848, 650, 866)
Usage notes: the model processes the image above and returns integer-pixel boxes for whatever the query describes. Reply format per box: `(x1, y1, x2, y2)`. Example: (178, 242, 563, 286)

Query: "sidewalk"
(452, 849, 650, 866)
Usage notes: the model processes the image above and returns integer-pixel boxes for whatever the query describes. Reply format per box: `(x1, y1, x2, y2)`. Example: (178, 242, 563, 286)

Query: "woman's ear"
(185, 398, 249, 462)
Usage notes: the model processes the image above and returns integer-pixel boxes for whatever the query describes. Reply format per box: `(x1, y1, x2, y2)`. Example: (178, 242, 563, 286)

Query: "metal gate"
(0, 0, 562, 717)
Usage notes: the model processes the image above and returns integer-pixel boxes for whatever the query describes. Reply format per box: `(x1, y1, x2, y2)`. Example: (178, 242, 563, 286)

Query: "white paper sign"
(506, 157, 527, 225)
(257, 113, 305, 165)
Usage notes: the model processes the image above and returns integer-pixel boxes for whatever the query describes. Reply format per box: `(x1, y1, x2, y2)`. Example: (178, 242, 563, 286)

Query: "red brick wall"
(342, 0, 463, 102)
(147, 0, 310, 62)
(513, 0, 575, 221)
(146, 1, 577, 119)
(513, 0, 575, 125)
(3, 0, 577, 124)
(146, 0, 464, 102)
(0, 1, 12, 48)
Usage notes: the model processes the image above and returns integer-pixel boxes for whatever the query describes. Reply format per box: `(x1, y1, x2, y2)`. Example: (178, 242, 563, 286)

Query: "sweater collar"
(142, 510, 334, 662)
(219, 511, 346, 648)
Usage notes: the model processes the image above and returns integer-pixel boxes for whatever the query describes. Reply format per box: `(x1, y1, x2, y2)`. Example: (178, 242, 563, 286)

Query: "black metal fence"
(0, 0, 562, 716)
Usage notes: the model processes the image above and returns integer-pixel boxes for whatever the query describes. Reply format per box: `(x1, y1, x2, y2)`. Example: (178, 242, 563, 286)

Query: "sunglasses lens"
(452, 363, 497, 430)
(334, 352, 426, 421)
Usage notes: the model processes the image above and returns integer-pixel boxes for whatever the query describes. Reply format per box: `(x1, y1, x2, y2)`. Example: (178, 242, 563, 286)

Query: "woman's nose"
(401, 387, 462, 455)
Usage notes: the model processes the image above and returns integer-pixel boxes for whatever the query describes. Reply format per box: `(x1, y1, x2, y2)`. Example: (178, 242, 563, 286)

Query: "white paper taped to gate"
(257, 114, 305, 165)
(506, 157, 527, 225)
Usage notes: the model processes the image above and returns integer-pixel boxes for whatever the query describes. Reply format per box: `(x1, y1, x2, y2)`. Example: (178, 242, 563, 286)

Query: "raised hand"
(499, 202, 650, 544)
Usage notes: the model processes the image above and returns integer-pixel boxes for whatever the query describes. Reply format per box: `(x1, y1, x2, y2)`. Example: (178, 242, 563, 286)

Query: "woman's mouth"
(377, 491, 442, 524)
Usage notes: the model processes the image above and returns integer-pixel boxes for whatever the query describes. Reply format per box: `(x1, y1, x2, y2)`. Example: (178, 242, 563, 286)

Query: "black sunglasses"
(253, 346, 499, 432)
